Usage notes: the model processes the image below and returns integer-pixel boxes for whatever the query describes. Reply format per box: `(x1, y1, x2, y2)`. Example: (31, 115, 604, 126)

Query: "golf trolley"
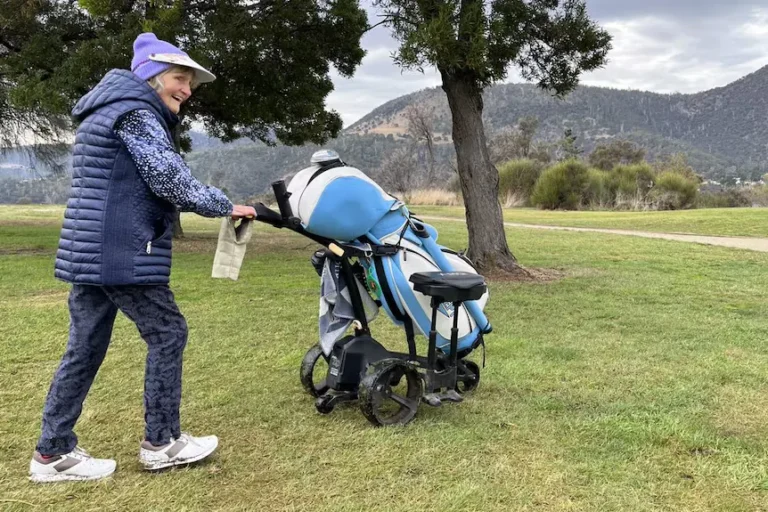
(254, 163, 490, 427)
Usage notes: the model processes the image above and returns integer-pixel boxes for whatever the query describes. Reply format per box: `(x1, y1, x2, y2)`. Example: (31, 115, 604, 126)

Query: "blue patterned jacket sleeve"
(114, 109, 233, 217)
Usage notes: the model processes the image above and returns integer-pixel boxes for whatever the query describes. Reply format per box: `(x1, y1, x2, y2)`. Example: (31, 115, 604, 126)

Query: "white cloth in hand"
(212, 218, 253, 280)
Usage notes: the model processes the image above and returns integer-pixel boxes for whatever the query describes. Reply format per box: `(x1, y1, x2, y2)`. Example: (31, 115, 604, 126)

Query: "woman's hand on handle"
(231, 205, 257, 219)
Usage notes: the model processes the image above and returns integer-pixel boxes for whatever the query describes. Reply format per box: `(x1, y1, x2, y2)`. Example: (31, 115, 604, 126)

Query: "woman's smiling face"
(156, 68, 194, 114)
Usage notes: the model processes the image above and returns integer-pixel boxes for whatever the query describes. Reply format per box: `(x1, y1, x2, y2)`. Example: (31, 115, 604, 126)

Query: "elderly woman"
(29, 33, 255, 482)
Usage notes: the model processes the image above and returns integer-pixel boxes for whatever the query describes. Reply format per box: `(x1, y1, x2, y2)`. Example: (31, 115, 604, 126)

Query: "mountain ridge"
(3, 65, 766, 203)
(345, 65, 768, 179)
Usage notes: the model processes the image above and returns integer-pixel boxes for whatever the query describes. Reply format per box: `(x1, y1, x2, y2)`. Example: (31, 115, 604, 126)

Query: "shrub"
(744, 185, 768, 207)
(531, 159, 589, 210)
(697, 189, 752, 208)
(584, 169, 613, 208)
(588, 139, 645, 171)
(654, 153, 702, 183)
(497, 159, 543, 205)
(608, 163, 655, 199)
(446, 174, 462, 195)
(650, 172, 698, 210)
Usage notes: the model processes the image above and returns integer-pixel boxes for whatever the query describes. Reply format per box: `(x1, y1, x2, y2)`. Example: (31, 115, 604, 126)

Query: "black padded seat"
(409, 272, 487, 303)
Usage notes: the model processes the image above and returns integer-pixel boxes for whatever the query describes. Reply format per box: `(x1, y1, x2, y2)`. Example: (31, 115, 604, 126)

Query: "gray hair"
(147, 65, 199, 93)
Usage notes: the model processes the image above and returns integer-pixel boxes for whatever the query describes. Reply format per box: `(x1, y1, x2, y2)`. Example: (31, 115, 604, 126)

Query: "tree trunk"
(440, 69, 524, 274)
(172, 211, 184, 238)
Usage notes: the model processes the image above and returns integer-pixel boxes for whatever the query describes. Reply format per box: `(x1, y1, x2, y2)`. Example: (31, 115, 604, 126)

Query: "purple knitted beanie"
(131, 33, 187, 81)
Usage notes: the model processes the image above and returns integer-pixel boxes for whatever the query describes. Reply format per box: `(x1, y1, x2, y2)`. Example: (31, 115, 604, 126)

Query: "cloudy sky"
(326, 1, 768, 127)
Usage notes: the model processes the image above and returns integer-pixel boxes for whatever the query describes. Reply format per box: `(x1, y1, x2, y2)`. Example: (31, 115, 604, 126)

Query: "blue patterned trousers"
(36, 284, 188, 455)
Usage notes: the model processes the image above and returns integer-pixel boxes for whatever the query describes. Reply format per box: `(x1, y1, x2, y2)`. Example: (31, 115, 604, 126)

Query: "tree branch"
(365, 18, 390, 32)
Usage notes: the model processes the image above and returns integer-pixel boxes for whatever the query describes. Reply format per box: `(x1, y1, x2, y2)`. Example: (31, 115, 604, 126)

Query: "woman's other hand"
(231, 205, 257, 219)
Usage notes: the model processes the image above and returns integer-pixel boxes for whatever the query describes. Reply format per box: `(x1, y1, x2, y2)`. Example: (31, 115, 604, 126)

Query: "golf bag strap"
(374, 257, 400, 320)
(373, 256, 418, 360)
(403, 316, 417, 360)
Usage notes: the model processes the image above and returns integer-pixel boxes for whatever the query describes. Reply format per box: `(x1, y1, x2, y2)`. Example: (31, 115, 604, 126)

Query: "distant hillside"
(185, 133, 457, 201)
(0, 163, 35, 180)
(184, 67, 768, 198)
(0, 147, 71, 178)
(187, 130, 255, 152)
(348, 66, 768, 179)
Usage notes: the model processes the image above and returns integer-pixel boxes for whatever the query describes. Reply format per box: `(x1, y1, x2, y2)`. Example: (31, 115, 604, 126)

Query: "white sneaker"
(29, 446, 116, 483)
(139, 432, 218, 471)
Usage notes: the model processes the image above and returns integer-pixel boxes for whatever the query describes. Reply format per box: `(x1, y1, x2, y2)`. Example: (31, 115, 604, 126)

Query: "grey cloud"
(327, 2, 768, 126)
(583, 0, 765, 21)
(327, 43, 442, 126)
(581, 9, 768, 93)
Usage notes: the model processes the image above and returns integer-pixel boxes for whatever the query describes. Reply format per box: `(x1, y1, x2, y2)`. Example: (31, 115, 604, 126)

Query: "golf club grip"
(328, 243, 344, 257)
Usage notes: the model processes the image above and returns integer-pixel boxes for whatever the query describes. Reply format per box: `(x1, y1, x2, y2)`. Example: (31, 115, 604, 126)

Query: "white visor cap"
(149, 53, 216, 84)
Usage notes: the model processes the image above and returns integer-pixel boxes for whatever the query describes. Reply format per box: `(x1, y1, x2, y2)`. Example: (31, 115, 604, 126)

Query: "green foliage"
(531, 159, 590, 210)
(558, 128, 583, 160)
(608, 163, 655, 199)
(746, 185, 768, 207)
(489, 116, 551, 165)
(375, 0, 611, 94)
(697, 189, 752, 209)
(497, 158, 543, 204)
(0, 0, 367, 146)
(650, 171, 698, 210)
(589, 139, 645, 170)
(584, 169, 613, 208)
(78, 0, 117, 17)
(654, 153, 702, 183)
(527, 159, 699, 211)
(184, 133, 456, 202)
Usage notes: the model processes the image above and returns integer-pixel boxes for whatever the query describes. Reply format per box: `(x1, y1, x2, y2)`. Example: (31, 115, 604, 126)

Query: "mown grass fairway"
(413, 205, 768, 238)
(2, 205, 768, 511)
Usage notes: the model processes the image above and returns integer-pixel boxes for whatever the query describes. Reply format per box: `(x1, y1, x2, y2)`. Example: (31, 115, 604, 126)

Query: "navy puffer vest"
(54, 69, 180, 285)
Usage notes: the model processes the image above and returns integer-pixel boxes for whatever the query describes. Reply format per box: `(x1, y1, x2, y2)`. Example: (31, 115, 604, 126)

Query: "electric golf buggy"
(253, 150, 492, 426)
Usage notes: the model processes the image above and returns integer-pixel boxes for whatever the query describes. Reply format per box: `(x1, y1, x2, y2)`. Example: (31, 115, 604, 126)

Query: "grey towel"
(319, 258, 378, 356)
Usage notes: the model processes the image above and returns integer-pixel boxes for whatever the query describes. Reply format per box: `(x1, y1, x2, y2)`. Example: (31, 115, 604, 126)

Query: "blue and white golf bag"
(287, 154, 491, 355)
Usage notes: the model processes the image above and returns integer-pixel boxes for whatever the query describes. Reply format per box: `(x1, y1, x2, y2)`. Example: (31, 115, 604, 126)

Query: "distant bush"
(650, 172, 698, 210)
(446, 174, 462, 195)
(588, 139, 645, 171)
(584, 169, 613, 208)
(654, 153, 702, 183)
(531, 159, 589, 210)
(697, 189, 752, 208)
(745, 185, 768, 207)
(497, 159, 543, 205)
(608, 163, 655, 199)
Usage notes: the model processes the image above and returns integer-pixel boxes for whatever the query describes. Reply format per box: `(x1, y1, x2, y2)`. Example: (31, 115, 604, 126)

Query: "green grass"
(411, 205, 768, 238)
(3, 205, 768, 511)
